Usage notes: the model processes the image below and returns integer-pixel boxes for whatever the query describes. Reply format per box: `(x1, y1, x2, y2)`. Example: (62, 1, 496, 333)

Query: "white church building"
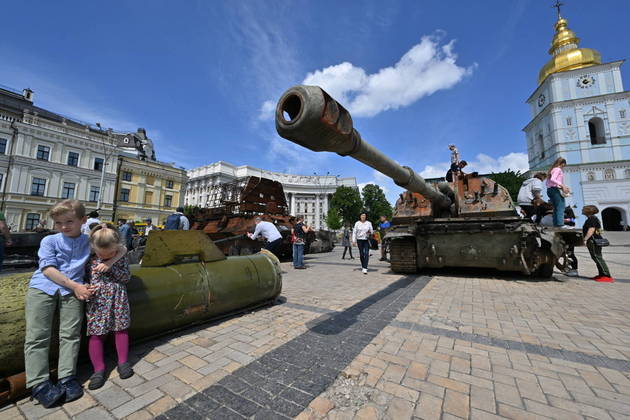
(523, 12, 630, 230)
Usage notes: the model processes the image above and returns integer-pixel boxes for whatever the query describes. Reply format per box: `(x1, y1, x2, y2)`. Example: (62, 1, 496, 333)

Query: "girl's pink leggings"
(88, 330, 129, 372)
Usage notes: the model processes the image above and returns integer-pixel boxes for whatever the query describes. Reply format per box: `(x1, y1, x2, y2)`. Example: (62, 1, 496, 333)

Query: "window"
(621, 110, 627, 119)
(587, 172, 596, 182)
(164, 194, 173, 207)
(122, 171, 132, 181)
(166, 180, 174, 189)
(604, 169, 615, 180)
(31, 177, 46, 196)
(588, 117, 606, 145)
(25, 213, 40, 231)
(0, 173, 3, 189)
(144, 191, 153, 204)
(119, 188, 130, 202)
(625, 169, 630, 179)
(0, 138, 7, 154)
(61, 182, 75, 199)
(566, 117, 572, 126)
(89, 186, 100, 202)
(537, 134, 545, 158)
(67, 152, 79, 167)
(36, 145, 50, 161)
(94, 157, 104, 171)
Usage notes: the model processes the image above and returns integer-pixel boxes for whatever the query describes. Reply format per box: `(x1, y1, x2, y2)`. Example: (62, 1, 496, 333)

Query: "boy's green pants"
(24, 288, 84, 388)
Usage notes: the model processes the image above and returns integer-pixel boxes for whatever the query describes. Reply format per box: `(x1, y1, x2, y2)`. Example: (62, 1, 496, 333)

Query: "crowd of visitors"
(516, 156, 614, 282)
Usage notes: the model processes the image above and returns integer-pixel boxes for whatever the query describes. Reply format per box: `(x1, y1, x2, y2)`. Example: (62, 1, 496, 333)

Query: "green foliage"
(487, 169, 527, 202)
(324, 207, 342, 230)
(329, 186, 363, 225)
(361, 184, 392, 226)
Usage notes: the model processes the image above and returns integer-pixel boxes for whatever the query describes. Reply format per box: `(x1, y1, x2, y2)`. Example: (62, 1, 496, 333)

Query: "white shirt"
(81, 217, 100, 234)
(352, 220, 373, 242)
(517, 178, 543, 206)
(250, 221, 282, 242)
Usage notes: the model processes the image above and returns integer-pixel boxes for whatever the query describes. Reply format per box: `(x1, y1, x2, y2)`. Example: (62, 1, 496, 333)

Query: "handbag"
(592, 237, 610, 247)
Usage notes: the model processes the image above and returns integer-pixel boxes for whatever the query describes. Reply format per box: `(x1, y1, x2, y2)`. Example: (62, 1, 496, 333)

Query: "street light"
(95, 123, 116, 211)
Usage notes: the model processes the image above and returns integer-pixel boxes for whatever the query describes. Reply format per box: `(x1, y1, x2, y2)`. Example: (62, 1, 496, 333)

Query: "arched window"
(588, 117, 606, 145)
(604, 169, 615, 180)
(537, 134, 545, 158)
(587, 172, 595, 182)
(625, 169, 630, 179)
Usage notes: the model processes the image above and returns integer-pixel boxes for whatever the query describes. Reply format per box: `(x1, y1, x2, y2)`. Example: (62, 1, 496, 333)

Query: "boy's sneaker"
(58, 376, 83, 403)
(117, 362, 134, 379)
(595, 276, 615, 283)
(32, 380, 64, 408)
(592, 275, 602, 280)
(88, 371, 106, 390)
(362, 268, 368, 274)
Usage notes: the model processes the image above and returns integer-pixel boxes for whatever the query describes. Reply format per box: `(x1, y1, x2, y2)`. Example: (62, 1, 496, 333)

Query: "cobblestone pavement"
(1, 232, 629, 419)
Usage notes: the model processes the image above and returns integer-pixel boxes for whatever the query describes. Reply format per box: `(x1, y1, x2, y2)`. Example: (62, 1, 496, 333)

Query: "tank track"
(389, 237, 418, 273)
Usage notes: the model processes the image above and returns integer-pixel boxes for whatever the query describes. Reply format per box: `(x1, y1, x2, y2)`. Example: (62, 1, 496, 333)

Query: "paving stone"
(523, 398, 584, 420)
(123, 409, 154, 420)
(494, 384, 524, 408)
(385, 397, 414, 420)
(92, 384, 133, 410)
(443, 389, 470, 419)
(111, 389, 164, 418)
(147, 395, 178, 417)
(62, 392, 98, 416)
(427, 375, 469, 393)
(75, 406, 115, 420)
(308, 397, 335, 416)
(414, 393, 443, 419)
(471, 385, 496, 414)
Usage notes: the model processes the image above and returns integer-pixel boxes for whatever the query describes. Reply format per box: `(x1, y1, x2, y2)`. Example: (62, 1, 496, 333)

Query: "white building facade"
(186, 161, 357, 229)
(523, 15, 630, 230)
(0, 87, 118, 230)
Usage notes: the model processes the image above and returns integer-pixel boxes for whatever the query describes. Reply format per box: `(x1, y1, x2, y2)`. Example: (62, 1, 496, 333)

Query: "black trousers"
(264, 238, 283, 258)
(357, 239, 370, 269)
(342, 246, 353, 259)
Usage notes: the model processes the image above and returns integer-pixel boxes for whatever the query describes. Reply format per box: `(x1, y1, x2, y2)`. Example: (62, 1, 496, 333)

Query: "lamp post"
(95, 123, 116, 211)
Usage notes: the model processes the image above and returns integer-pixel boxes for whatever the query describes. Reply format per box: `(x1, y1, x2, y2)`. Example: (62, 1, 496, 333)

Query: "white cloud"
(290, 34, 474, 118)
(419, 152, 530, 179)
(258, 100, 276, 121)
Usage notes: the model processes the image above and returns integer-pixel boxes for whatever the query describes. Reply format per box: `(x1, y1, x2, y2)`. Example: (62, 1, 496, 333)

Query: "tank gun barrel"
(275, 85, 450, 209)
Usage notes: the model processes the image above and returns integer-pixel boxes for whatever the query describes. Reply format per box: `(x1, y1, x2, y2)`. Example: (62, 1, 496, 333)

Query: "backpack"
(164, 213, 181, 230)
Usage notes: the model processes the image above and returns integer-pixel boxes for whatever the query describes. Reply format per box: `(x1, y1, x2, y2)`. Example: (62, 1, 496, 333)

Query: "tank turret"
(275, 85, 582, 276)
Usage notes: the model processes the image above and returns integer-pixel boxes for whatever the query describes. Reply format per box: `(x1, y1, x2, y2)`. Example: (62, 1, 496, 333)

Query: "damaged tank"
(0, 230, 282, 404)
(188, 176, 333, 258)
(275, 85, 582, 277)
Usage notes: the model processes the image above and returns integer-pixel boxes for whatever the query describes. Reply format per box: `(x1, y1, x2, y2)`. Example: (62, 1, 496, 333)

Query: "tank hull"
(0, 232, 282, 404)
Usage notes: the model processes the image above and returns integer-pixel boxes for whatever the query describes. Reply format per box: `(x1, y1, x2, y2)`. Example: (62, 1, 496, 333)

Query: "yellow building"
(113, 155, 187, 225)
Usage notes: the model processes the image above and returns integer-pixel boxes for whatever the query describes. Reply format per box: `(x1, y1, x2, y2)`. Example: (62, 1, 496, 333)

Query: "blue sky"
(1, 0, 627, 203)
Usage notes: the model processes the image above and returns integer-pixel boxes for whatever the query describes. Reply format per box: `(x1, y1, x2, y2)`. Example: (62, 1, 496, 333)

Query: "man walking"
(248, 217, 283, 258)
(164, 207, 189, 230)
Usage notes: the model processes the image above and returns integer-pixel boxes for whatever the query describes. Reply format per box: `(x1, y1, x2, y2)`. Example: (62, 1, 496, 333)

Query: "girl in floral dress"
(86, 223, 133, 390)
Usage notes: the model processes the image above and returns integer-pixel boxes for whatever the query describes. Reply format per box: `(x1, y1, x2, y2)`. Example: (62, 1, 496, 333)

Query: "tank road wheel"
(389, 238, 418, 274)
(534, 249, 554, 279)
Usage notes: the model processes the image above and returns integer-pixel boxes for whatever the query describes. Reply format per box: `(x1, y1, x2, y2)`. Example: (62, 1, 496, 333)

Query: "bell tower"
(522, 3, 630, 230)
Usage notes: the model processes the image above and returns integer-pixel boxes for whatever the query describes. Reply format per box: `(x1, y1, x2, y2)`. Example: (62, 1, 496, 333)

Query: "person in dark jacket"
(582, 205, 614, 282)
(341, 224, 353, 260)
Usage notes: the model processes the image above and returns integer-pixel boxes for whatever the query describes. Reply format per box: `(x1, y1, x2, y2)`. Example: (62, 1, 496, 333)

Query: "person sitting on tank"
(538, 202, 555, 227)
(517, 172, 547, 219)
(445, 160, 467, 182)
(248, 216, 283, 258)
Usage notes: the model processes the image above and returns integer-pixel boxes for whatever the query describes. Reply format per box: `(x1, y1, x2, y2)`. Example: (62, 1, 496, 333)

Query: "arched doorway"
(602, 207, 623, 231)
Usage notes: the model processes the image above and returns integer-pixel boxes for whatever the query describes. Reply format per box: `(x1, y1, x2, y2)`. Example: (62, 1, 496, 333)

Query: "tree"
(361, 184, 392, 226)
(324, 207, 342, 230)
(329, 186, 363, 225)
(487, 169, 527, 202)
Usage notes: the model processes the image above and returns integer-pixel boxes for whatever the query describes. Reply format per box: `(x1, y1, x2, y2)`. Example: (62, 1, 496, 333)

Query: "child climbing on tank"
(86, 223, 133, 390)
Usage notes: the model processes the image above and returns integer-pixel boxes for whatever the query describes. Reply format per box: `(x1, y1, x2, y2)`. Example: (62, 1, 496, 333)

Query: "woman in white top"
(352, 212, 374, 274)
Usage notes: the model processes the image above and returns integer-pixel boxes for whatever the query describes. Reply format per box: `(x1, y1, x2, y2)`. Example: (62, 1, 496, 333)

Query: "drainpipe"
(0, 121, 18, 212)
(111, 156, 123, 222)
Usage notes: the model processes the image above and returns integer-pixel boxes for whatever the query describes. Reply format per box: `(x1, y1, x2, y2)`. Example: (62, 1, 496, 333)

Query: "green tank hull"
(0, 231, 282, 402)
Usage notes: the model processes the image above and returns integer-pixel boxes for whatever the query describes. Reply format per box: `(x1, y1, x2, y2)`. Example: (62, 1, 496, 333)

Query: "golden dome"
(538, 17, 601, 85)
